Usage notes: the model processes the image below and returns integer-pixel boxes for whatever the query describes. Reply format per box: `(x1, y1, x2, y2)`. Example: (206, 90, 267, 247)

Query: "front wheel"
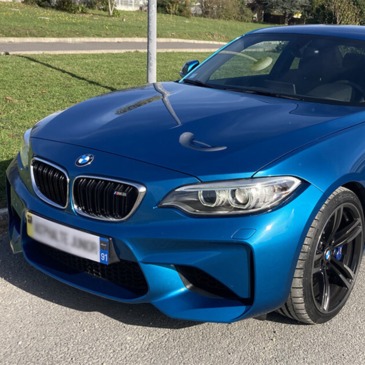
(279, 187, 364, 324)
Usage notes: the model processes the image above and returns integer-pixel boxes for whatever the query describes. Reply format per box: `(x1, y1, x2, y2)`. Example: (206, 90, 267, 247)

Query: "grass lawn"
(0, 3, 270, 208)
(0, 51, 210, 208)
(0, 3, 267, 41)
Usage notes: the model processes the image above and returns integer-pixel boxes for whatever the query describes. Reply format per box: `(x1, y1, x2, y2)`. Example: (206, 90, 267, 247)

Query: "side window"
(338, 45, 365, 57)
(337, 45, 365, 82)
(289, 57, 300, 70)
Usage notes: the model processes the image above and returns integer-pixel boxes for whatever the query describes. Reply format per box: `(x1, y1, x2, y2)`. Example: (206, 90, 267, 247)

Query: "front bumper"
(6, 155, 323, 323)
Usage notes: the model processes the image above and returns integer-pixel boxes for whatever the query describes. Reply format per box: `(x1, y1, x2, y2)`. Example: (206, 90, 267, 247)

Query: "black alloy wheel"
(279, 187, 364, 324)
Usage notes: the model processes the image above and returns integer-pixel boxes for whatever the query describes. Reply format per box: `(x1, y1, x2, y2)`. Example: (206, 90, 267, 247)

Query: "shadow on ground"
(0, 231, 198, 329)
(0, 230, 298, 328)
(0, 158, 12, 209)
(18, 55, 118, 93)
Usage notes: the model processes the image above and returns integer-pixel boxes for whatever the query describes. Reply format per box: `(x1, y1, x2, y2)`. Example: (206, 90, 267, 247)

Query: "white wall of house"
(115, 0, 146, 11)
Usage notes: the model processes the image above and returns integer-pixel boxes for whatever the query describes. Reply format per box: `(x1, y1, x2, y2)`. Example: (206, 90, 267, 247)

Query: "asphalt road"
(1, 36, 364, 365)
(0, 38, 224, 55)
(1, 228, 365, 365)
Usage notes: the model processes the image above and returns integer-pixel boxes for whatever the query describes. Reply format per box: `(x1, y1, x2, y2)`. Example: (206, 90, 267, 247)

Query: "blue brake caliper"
(334, 246, 343, 261)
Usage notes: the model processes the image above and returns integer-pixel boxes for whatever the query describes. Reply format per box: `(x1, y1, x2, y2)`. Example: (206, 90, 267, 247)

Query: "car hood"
(32, 82, 365, 180)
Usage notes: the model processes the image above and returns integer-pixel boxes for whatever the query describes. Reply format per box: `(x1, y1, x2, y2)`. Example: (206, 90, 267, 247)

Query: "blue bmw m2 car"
(6, 25, 365, 324)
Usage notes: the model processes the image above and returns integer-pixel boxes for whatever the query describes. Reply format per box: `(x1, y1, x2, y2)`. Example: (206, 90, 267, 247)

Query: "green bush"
(157, 0, 191, 18)
(85, 0, 109, 11)
(23, 0, 39, 5)
(55, 0, 79, 13)
(200, 0, 253, 21)
(23, 0, 53, 7)
(23, 0, 99, 13)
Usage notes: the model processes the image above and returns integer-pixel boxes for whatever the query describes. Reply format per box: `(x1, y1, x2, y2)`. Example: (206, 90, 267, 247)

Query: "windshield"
(182, 33, 365, 105)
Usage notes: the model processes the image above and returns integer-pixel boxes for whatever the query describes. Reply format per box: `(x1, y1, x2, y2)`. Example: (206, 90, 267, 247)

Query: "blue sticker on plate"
(99, 237, 109, 265)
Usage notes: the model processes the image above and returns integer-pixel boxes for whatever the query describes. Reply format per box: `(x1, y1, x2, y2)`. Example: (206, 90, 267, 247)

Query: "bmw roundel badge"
(76, 154, 94, 167)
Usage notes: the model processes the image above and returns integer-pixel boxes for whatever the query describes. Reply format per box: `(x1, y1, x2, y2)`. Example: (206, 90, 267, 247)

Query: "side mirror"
(179, 60, 200, 78)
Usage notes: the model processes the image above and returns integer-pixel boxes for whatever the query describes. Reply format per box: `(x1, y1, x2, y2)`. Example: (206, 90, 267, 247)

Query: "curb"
(1, 48, 218, 55)
(0, 208, 8, 232)
(0, 208, 7, 221)
(0, 37, 226, 45)
(0, 37, 224, 55)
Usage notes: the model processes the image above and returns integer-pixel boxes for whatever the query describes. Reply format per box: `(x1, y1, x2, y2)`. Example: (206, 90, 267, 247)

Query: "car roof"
(248, 25, 365, 41)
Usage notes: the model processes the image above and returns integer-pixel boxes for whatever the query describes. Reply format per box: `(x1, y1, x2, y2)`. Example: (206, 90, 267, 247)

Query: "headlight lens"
(19, 128, 32, 168)
(159, 176, 301, 216)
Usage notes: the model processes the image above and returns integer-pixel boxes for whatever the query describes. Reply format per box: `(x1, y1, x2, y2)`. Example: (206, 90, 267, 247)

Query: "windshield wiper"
(240, 88, 304, 101)
(182, 80, 303, 100)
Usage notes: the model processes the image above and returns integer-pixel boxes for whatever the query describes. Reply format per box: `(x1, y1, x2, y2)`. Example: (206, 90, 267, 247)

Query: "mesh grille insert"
(33, 241, 148, 296)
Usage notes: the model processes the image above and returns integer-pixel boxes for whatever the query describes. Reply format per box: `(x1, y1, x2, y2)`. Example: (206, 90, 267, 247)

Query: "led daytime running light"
(160, 177, 302, 216)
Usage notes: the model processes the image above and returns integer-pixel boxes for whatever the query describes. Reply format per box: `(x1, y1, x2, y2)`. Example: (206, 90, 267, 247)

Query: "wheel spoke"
(312, 250, 324, 274)
(320, 269, 330, 311)
(315, 251, 322, 260)
(327, 206, 344, 243)
(329, 259, 354, 289)
(333, 218, 362, 248)
(314, 251, 323, 263)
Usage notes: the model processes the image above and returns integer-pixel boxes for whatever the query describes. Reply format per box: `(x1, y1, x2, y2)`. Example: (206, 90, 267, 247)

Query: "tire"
(279, 187, 364, 324)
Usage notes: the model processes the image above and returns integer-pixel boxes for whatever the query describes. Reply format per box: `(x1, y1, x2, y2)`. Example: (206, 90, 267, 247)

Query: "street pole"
(147, 0, 157, 83)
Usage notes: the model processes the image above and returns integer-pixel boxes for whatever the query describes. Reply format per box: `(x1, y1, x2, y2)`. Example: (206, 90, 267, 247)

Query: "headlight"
(18, 110, 63, 169)
(159, 176, 301, 216)
(19, 128, 32, 168)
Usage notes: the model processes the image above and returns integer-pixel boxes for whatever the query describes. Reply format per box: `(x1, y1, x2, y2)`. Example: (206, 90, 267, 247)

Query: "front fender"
(255, 121, 365, 204)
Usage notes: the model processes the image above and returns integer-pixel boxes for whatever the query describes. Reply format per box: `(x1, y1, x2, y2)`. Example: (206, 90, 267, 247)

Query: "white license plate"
(26, 212, 110, 264)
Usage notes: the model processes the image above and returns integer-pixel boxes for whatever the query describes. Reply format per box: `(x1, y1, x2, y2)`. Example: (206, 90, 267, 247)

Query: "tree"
(247, 0, 266, 21)
(354, 0, 365, 24)
(107, 0, 116, 16)
(312, 0, 361, 24)
(328, 0, 361, 24)
(264, 0, 311, 24)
